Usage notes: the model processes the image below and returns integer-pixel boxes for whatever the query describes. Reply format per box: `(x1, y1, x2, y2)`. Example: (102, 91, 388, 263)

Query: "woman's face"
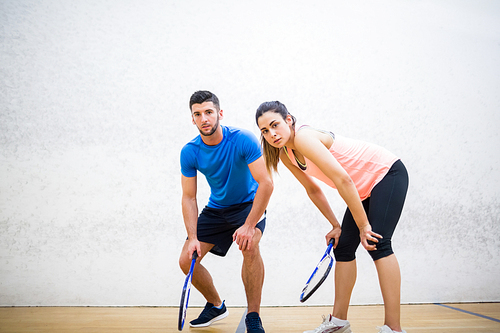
(257, 111, 293, 148)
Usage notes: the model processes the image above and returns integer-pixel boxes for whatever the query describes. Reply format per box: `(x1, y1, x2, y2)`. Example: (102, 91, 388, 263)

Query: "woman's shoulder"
(295, 124, 316, 138)
(294, 126, 334, 154)
(296, 125, 333, 141)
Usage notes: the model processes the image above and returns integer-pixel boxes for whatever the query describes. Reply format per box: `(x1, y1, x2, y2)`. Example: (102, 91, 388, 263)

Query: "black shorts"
(196, 201, 266, 257)
(334, 159, 409, 262)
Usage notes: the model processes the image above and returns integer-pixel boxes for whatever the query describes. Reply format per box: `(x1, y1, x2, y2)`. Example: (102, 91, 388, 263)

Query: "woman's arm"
(281, 150, 341, 247)
(293, 130, 381, 250)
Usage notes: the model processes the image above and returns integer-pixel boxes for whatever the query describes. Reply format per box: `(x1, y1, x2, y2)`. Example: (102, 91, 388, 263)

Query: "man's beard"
(199, 118, 219, 137)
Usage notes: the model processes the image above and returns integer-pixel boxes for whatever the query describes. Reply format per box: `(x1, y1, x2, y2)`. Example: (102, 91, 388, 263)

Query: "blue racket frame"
(299, 239, 335, 303)
(178, 251, 198, 331)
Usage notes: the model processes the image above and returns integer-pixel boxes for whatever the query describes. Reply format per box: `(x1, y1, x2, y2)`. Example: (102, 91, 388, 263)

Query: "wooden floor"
(1, 303, 499, 332)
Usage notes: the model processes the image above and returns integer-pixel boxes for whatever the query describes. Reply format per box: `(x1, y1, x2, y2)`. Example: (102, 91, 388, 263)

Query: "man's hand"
(187, 239, 201, 259)
(232, 224, 256, 251)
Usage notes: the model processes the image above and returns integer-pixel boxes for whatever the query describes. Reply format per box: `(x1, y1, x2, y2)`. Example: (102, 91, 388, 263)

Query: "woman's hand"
(325, 225, 342, 249)
(359, 224, 382, 251)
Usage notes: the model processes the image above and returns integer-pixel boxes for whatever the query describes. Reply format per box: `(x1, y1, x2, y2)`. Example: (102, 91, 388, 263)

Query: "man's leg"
(179, 240, 229, 327)
(241, 229, 264, 314)
(178, 240, 222, 307)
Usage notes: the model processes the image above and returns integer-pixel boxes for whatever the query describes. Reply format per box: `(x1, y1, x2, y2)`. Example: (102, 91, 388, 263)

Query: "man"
(179, 90, 273, 333)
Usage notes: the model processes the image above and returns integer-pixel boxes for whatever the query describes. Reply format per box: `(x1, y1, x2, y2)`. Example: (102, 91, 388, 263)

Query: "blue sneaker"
(245, 312, 265, 333)
(189, 301, 228, 327)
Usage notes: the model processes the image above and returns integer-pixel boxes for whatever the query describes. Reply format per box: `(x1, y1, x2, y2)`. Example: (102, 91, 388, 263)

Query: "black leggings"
(333, 159, 409, 262)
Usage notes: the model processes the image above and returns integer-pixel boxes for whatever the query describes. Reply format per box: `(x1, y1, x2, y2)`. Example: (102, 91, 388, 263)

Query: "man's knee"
(179, 246, 198, 274)
(179, 253, 190, 274)
(242, 243, 261, 257)
(245, 229, 263, 250)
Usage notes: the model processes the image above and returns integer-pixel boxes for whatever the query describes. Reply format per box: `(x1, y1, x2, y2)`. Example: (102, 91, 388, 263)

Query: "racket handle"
(328, 238, 335, 246)
(192, 251, 199, 260)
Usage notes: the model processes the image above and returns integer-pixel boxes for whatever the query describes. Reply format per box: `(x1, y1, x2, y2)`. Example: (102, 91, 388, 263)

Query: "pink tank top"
(284, 127, 398, 200)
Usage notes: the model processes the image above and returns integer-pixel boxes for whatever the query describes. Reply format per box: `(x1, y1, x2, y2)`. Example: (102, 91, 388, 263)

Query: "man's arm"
(181, 174, 200, 258)
(232, 156, 274, 250)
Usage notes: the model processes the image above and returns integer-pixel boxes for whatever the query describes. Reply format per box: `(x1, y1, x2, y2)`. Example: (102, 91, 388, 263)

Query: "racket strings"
(302, 256, 333, 298)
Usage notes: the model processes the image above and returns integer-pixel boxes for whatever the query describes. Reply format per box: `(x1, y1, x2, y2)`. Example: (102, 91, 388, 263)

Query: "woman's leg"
(333, 260, 357, 320)
(368, 160, 409, 331)
(375, 254, 402, 331)
(332, 206, 362, 319)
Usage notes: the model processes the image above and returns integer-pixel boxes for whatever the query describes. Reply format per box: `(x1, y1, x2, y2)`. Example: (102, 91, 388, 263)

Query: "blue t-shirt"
(180, 125, 262, 209)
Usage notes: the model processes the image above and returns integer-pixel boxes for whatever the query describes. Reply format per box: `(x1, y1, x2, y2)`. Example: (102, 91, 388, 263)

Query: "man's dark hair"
(189, 90, 220, 111)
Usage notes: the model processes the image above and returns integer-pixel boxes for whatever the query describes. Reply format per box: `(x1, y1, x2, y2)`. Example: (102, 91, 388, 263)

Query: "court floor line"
(235, 308, 248, 333)
(435, 303, 500, 323)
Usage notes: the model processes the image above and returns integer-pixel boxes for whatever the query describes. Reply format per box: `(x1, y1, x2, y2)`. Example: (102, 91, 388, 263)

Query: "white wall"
(1, 0, 499, 306)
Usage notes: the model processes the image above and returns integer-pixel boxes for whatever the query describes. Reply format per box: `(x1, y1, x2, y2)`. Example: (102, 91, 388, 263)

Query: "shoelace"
(314, 315, 347, 333)
(311, 316, 329, 333)
(199, 304, 215, 318)
(246, 316, 262, 329)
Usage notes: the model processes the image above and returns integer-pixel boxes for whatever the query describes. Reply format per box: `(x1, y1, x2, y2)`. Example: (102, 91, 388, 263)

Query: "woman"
(256, 101, 409, 333)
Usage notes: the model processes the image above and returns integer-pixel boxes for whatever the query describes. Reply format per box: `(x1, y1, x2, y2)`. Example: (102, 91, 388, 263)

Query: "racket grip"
(192, 251, 199, 260)
(328, 238, 335, 246)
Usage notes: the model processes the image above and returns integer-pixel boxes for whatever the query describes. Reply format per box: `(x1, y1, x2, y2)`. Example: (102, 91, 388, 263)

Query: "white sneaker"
(377, 325, 407, 333)
(303, 314, 352, 333)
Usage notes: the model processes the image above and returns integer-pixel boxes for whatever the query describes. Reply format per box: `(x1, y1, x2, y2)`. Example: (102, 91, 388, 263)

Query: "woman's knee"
(368, 239, 394, 261)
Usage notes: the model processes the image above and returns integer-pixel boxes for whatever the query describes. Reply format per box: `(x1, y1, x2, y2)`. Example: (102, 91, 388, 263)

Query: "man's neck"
(201, 125, 224, 146)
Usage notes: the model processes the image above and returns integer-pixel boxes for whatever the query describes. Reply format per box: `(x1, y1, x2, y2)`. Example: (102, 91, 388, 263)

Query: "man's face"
(191, 101, 223, 137)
